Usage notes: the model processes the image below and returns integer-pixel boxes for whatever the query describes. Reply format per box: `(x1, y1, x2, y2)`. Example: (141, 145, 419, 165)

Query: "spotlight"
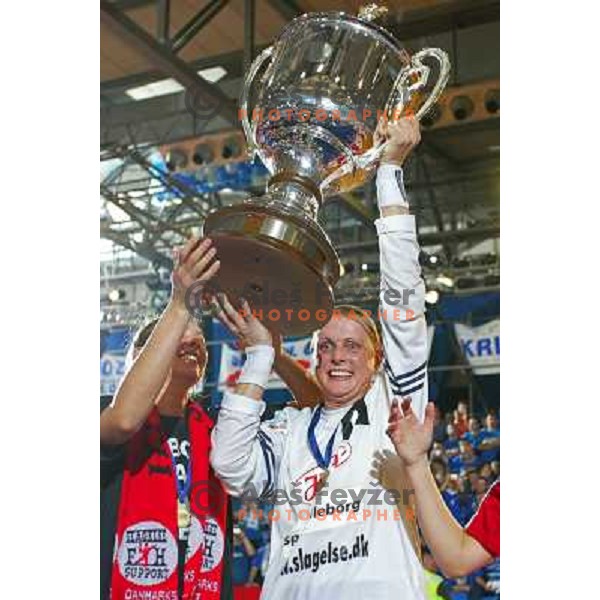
(165, 148, 188, 171)
(108, 289, 125, 302)
(450, 95, 474, 121)
(421, 103, 442, 128)
(425, 290, 439, 304)
(361, 263, 368, 271)
(429, 255, 439, 265)
(192, 143, 214, 166)
(221, 136, 242, 160)
(484, 89, 500, 114)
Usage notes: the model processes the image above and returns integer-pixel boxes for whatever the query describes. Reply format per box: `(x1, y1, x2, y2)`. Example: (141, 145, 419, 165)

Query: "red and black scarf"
(111, 402, 228, 599)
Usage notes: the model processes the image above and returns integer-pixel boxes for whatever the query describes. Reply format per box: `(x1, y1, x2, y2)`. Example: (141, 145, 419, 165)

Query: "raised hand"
(211, 294, 273, 347)
(171, 237, 220, 309)
(386, 398, 435, 466)
(375, 116, 421, 167)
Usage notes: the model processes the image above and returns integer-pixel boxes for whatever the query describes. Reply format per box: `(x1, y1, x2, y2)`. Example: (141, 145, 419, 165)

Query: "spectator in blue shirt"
(462, 417, 483, 449)
(447, 452, 464, 475)
(240, 500, 264, 546)
(478, 413, 500, 463)
(232, 524, 256, 585)
(459, 440, 480, 475)
(441, 474, 473, 526)
(469, 559, 500, 598)
(443, 423, 460, 458)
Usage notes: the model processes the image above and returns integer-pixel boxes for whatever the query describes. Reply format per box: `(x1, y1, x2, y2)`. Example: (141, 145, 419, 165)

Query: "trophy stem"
(266, 173, 321, 221)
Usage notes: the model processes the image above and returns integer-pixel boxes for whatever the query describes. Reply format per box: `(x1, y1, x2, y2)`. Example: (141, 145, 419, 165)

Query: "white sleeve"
(210, 392, 291, 498)
(375, 214, 428, 419)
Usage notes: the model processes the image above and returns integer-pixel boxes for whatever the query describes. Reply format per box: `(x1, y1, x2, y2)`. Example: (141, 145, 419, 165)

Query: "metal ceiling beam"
(101, 44, 264, 94)
(123, 147, 207, 213)
(100, 224, 172, 268)
(113, 0, 156, 9)
(101, 184, 157, 228)
(100, 0, 237, 124)
(171, 0, 230, 55)
(244, 0, 256, 73)
(388, 0, 500, 40)
(102, 1, 498, 96)
(157, 0, 170, 46)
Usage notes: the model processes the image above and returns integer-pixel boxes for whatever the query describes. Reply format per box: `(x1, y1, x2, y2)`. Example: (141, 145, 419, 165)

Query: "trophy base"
(202, 203, 341, 336)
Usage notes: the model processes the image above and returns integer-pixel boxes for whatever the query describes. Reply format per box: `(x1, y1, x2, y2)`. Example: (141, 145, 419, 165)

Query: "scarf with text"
(110, 402, 228, 599)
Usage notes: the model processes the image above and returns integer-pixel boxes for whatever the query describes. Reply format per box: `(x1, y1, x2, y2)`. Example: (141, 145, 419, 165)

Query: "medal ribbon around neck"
(307, 406, 339, 473)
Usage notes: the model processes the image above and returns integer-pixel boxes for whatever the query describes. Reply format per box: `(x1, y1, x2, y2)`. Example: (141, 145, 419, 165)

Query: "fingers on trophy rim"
(190, 247, 217, 278)
(216, 293, 243, 332)
(203, 259, 221, 280)
(187, 238, 212, 266)
(180, 236, 203, 263)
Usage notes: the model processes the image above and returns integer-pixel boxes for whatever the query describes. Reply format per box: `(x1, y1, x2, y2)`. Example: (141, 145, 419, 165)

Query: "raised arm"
(210, 295, 292, 497)
(100, 237, 220, 445)
(382, 398, 494, 577)
(375, 118, 428, 419)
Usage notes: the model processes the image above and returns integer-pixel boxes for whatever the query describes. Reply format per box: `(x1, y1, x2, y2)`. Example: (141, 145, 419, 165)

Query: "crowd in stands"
(230, 400, 500, 599)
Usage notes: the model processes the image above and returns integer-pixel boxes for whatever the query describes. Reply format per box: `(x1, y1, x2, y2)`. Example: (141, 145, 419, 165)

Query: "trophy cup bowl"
(202, 8, 450, 335)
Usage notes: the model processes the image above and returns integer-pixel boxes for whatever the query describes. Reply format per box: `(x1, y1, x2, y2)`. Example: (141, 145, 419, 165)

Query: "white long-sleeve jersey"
(211, 214, 428, 600)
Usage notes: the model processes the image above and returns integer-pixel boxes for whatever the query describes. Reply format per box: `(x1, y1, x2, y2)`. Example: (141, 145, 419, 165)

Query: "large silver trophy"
(203, 5, 450, 335)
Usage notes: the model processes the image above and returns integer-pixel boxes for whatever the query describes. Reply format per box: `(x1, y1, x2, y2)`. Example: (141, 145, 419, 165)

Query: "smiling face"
(170, 320, 207, 387)
(315, 317, 377, 408)
(132, 319, 207, 389)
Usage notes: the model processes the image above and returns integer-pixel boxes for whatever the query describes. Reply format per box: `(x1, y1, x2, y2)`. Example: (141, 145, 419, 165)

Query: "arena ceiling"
(100, 0, 500, 318)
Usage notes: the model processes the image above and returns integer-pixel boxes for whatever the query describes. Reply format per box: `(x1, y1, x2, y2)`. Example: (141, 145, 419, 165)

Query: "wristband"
(238, 345, 275, 388)
(376, 164, 409, 208)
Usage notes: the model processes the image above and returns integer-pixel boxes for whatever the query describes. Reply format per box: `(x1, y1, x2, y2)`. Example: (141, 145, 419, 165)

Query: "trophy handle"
(394, 47, 451, 120)
(240, 45, 275, 161)
(356, 48, 451, 170)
